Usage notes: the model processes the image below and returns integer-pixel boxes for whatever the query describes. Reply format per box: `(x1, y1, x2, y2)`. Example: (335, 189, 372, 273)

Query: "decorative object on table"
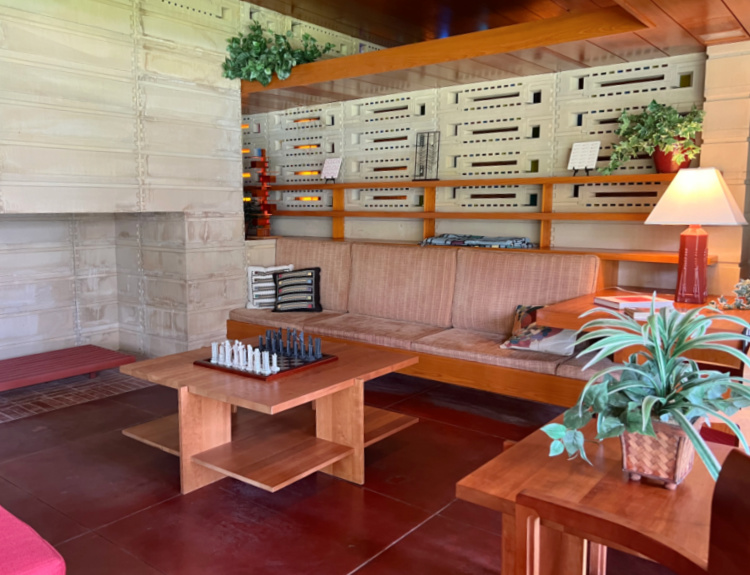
(246, 264, 294, 309)
(273, 268, 323, 312)
(420, 234, 535, 249)
(645, 167, 747, 304)
(567, 141, 601, 176)
(413, 131, 440, 181)
(320, 158, 342, 184)
(196, 329, 335, 381)
(500, 305, 577, 355)
(600, 100, 704, 175)
(593, 294, 674, 310)
(222, 22, 334, 86)
(541, 297, 750, 488)
(711, 279, 750, 310)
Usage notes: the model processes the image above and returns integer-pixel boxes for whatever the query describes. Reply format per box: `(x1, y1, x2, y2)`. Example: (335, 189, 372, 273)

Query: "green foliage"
(600, 100, 705, 175)
(223, 22, 334, 86)
(541, 297, 750, 480)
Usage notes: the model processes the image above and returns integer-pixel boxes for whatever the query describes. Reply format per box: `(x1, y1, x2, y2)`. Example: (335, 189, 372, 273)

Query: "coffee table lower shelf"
(123, 405, 417, 492)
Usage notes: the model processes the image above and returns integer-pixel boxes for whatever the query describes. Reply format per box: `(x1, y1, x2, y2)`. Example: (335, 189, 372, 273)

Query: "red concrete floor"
(0, 370, 676, 574)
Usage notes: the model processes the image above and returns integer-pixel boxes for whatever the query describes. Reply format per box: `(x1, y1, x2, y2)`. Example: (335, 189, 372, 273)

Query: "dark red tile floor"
(0, 370, 676, 574)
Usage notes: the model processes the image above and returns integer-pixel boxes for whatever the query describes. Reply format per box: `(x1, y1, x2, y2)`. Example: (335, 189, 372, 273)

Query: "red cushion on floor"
(0, 506, 65, 575)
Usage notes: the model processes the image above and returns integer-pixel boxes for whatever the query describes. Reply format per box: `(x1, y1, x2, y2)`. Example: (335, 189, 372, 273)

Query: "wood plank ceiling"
(240, 0, 750, 112)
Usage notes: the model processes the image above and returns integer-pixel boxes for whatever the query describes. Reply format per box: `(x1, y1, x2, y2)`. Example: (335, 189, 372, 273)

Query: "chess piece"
(308, 336, 314, 360)
(211, 342, 219, 364)
(271, 353, 279, 373)
(253, 349, 261, 373)
(314, 338, 322, 359)
(261, 351, 270, 375)
(218, 345, 225, 365)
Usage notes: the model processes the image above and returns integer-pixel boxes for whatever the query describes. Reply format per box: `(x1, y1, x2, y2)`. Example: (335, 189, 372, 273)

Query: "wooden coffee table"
(121, 340, 419, 494)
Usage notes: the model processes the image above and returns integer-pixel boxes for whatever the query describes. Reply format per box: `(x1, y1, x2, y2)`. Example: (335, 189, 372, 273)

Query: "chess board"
(194, 353, 337, 382)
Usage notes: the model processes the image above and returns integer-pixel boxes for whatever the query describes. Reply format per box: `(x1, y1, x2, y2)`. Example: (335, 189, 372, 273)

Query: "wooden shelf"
(122, 405, 418, 479)
(192, 429, 353, 492)
(123, 414, 180, 456)
(257, 173, 676, 191)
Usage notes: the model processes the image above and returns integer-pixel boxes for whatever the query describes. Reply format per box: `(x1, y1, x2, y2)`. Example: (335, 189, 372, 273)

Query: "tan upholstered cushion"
(555, 353, 617, 382)
(306, 314, 446, 351)
(452, 250, 600, 335)
(412, 328, 567, 375)
(275, 238, 351, 312)
(228, 308, 343, 330)
(348, 244, 457, 327)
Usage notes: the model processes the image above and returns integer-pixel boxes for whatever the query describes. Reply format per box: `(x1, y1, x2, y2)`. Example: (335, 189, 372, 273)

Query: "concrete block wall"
(0, 214, 119, 360)
(0, 0, 247, 358)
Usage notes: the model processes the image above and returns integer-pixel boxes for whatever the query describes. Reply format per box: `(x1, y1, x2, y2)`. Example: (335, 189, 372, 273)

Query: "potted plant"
(542, 300, 750, 488)
(223, 22, 334, 86)
(600, 100, 705, 175)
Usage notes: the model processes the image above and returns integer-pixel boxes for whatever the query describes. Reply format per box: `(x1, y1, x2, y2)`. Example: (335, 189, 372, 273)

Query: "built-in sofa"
(228, 238, 614, 407)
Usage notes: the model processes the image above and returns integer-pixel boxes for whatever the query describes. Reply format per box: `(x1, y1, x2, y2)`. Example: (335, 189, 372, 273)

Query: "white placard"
(567, 141, 601, 171)
(321, 158, 342, 180)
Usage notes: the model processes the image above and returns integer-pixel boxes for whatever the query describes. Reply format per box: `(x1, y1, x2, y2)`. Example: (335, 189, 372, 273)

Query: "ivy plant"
(223, 22, 334, 86)
(542, 298, 750, 480)
(600, 100, 705, 174)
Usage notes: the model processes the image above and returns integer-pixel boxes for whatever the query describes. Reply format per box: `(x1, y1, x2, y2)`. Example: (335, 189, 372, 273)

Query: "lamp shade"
(645, 167, 747, 226)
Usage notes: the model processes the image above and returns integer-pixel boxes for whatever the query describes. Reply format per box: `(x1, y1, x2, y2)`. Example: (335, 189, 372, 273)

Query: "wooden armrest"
(515, 490, 706, 575)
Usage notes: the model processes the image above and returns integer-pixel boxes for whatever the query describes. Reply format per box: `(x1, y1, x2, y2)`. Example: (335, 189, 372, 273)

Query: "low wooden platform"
(0, 345, 136, 393)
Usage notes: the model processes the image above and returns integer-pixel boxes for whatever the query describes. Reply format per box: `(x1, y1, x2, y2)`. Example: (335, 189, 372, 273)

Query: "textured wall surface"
(0, 0, 246, 358)
(243, 52, 748, 294)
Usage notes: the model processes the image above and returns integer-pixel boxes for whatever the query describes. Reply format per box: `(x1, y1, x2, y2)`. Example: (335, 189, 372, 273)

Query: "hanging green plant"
(600, 100, 705, 175)
(223, 22, 334, 87)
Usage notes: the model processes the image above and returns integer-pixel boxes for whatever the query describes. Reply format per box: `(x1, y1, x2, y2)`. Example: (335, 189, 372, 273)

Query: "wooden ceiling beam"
(241, 6, 649, 96)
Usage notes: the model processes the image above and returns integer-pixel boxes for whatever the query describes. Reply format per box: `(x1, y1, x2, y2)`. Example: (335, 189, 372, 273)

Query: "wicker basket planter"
(620, 419, 697, 490)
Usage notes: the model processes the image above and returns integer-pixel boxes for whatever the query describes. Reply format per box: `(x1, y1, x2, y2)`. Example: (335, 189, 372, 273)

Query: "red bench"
(0, 345, 135, 393)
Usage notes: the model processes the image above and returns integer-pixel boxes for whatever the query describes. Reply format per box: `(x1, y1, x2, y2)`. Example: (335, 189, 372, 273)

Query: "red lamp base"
(675, 225, 708, 304)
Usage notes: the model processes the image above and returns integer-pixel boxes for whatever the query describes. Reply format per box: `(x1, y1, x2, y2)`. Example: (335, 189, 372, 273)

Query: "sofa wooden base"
(227, 320, 586, 408)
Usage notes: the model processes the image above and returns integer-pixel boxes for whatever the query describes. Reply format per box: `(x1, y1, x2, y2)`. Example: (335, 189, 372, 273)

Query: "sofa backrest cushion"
(275, 238, 351, 312)
(348, 243, 457, 327)
(452, 250, 600, 335)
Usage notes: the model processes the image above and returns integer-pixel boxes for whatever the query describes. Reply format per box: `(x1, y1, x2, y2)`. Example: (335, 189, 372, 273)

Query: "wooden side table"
(457, 417, 730, 575)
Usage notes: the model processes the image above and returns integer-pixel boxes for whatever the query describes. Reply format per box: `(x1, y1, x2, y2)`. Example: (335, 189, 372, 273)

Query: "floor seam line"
(346, 501, 452, 575)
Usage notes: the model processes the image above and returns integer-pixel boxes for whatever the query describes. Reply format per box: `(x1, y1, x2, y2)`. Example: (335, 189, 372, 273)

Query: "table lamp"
(645, 167, 747, 304)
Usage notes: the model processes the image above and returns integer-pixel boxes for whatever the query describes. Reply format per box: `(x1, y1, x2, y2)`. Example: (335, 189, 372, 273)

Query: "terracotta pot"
(652, 142, 693, 173)
(620, 419, 697, 490)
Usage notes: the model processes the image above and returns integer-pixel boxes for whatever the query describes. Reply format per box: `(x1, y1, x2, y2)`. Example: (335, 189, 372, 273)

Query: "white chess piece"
(271, 353, 279, 373)
(223, 341, 231, 366)
(261, 351, 270, 375)
(253, 349, 261, 373)
(211, 342, 219, 364)
(246, 345, 254, 372)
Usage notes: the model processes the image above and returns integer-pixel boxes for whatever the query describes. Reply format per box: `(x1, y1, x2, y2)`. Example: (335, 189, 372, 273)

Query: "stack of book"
(593, 295, 674, 321)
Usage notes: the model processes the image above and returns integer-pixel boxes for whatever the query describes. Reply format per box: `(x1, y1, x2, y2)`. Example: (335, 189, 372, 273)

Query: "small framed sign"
(321, 158, 342, 183)
(567, 141, 601, 175)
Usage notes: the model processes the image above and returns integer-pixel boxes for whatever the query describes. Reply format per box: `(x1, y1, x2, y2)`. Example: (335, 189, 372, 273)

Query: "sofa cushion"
(247, 264, 293, 309)
(305, 314, 446, 351)
(229, 308, 343, 331)
(451, 250, 600, 335)
(273, 268, 322, 312)
(412, 328, 568, 375)
(0, 506, 66, 575)
(555, 353, 617, 382)
(275, 238, 351, 312)
(348, 244, 457, 327)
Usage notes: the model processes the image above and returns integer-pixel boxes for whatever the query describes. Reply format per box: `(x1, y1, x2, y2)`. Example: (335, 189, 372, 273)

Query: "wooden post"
(423, 186, 436, 240)
(332, 188, 345, 240)
(539, 183, 553, 249)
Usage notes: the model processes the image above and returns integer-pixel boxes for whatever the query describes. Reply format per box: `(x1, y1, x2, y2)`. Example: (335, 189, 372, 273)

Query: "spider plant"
(542, 299, 750, 480)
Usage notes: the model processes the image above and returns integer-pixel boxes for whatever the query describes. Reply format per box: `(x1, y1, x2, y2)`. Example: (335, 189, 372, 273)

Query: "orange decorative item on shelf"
(243, 146, 274, 238)
(620, 420, 697, 490)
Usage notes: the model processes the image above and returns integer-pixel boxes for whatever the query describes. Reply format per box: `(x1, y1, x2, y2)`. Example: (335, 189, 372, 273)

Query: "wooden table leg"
(178, 386, 231, 494)
(315, 379, 364, 484)
(514, 504, 591, 575)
